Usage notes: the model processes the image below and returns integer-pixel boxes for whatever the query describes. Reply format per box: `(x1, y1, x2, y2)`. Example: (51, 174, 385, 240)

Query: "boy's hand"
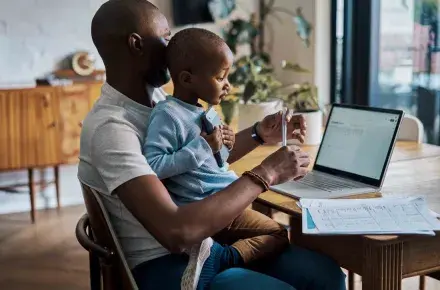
(220, 125, 235, 151)
(201, 126, 222, 153)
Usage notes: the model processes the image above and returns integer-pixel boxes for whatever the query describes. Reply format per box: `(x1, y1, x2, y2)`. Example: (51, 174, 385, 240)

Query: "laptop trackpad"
(270, 182, 331, 199)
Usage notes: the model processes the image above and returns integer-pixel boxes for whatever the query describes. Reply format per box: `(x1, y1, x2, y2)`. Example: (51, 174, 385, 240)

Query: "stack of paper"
(299, 197, 440, 235)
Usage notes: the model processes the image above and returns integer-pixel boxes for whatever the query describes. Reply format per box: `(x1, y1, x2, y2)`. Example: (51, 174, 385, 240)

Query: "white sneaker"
(181, 237, 214, 290)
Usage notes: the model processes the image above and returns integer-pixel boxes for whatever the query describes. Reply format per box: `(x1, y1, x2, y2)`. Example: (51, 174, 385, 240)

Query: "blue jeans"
(132, 245, 346, 290)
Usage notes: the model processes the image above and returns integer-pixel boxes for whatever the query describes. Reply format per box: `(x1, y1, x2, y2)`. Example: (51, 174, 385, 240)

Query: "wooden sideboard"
(0, 80, 226, 222)
(0, 81, 174, 172)
(0, 82, 103, 170)
(0, 82, 103, 222)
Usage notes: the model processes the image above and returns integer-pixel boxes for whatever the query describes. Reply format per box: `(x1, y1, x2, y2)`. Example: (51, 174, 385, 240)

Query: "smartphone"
(201, 107, 230, 167)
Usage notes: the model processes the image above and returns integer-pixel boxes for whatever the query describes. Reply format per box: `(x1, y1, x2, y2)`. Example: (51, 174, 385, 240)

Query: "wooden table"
(230, 141, 440, 290)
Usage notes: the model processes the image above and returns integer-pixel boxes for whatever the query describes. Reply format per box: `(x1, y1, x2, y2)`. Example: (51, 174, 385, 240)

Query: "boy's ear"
(178, 71, 192, 88)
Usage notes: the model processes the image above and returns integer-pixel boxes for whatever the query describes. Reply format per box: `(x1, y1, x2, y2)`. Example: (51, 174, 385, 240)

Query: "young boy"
(143, 28, 289, 289)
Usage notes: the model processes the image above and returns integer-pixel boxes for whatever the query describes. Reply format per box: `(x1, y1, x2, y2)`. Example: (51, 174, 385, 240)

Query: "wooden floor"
(0, 206, 439, 290)
(0, 205, 89, 290)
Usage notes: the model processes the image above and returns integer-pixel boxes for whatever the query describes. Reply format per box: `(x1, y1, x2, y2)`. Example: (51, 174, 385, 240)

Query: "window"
(333, 0, 440, 144)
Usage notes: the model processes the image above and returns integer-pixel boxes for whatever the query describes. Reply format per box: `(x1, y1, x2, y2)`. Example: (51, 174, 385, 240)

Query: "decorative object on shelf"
(37, 52, 101, 87)
(71, 51, 96, 76)
(36, 69, 105, 87)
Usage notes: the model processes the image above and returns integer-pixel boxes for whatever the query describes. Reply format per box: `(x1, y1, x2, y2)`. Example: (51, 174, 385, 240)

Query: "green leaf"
(281, 60, 310, 73)
(243, 81, 257, 103)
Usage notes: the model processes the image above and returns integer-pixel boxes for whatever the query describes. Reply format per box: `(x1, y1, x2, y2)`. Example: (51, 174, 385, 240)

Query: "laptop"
(270, 104, 404, 199)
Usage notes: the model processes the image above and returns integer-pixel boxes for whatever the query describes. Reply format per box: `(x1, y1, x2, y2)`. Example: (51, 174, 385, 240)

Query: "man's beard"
(146, 68, 171, 88)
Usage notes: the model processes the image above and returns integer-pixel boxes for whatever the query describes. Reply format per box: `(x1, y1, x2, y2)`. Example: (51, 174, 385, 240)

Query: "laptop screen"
(314, 105, 403, 187)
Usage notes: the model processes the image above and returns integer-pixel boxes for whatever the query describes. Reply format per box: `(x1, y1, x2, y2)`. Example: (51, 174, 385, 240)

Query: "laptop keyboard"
(297, 172, 363, 192)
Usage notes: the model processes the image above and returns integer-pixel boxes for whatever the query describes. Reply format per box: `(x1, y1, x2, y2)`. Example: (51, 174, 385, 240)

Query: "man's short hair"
(91, 0, 158, 65)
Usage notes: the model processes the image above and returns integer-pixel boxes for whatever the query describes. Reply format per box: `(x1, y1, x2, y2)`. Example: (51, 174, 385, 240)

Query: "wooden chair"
(397, 114, 424, 143)
(387, 114, 439, 290)
(76, 183, 138, 290)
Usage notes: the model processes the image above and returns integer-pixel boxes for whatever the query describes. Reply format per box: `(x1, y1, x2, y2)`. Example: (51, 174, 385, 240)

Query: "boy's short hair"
(166, 28, 227, 80)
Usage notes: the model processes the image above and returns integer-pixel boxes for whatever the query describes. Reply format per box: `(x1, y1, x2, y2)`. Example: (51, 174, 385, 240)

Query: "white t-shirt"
(78, 82, 168, 269)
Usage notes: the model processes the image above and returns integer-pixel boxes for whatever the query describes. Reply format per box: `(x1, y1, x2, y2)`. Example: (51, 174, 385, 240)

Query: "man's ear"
(128, 33, 144, 55)
(178, 71, 193, 88)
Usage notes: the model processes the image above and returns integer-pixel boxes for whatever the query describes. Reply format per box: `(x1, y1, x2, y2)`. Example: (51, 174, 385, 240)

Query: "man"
(78, 0, 346, 289)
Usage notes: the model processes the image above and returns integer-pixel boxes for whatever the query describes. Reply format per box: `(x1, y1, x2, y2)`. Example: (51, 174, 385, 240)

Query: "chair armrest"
(75, 213, 114, 259)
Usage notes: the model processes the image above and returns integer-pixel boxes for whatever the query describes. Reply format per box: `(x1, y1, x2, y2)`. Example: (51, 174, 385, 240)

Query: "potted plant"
(228, 55, 285, 131)
(219, 93, 238, 126)
(220, 1, 315, 132)
(280, 60, 322, 145)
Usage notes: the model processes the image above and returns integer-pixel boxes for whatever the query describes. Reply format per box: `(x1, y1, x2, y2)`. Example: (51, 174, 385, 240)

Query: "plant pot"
(238, 100, 283, 131)
(219, 100, 237, 125)
(288, 110, 323, 145)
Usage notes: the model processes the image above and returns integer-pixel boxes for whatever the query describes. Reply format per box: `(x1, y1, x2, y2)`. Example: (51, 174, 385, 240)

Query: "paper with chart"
(300, 197, 440, 235)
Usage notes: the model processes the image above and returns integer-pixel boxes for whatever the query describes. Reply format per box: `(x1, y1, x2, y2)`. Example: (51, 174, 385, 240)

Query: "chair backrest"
(76, 213, 111, 290)
(80, 182, 138, 290)
(397, 114, 424, 143)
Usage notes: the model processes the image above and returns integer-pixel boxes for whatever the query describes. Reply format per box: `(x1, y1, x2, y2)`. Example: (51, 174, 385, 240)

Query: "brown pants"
(213, 209, 289, 265)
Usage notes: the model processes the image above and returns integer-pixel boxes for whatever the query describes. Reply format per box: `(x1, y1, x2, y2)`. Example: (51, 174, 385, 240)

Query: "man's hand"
(254, 145, 310, 186)
(201, 126, 222, 153)
(221, 124, 235, 151)
(257, 109, 307, 145)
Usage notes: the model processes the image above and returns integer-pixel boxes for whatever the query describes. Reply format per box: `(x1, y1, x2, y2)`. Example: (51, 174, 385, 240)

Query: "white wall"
(268, 0, 315, 85)
(268, 0, 331, 106)
(0, 0, 331, 103)
(0, 0, 256, 87)
(0, 0, 107, 87)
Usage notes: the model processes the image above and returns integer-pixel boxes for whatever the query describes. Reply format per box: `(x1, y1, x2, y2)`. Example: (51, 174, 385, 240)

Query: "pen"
(282, 107, 287, 147)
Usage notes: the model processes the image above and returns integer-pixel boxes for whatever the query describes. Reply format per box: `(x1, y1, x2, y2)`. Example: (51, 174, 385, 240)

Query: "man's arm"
(144, 110, 212, 179)
(91, 121, 309, 253)
(227, 126, 260, 164)
(117, 145, 310, 253)
(115, 170, 266, 253)
(226, 112, 307, 164)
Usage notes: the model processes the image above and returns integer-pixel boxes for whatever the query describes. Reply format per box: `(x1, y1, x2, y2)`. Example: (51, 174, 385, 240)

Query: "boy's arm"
(144, 110, 213, 179)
